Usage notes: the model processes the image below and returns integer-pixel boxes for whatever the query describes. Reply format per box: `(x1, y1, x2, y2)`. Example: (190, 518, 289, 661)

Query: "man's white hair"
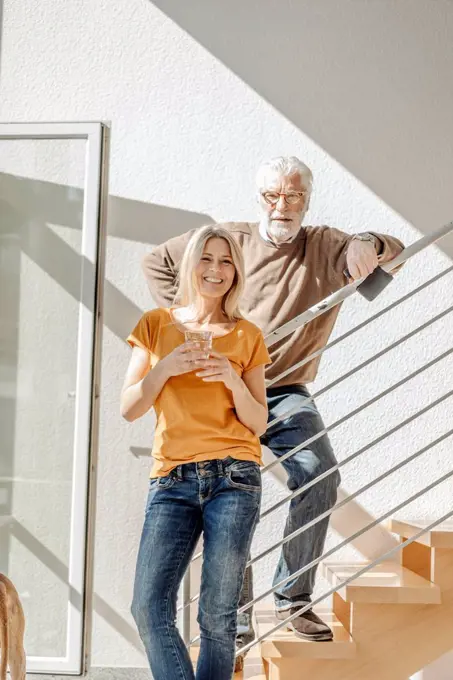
(256, 156, 313, 192)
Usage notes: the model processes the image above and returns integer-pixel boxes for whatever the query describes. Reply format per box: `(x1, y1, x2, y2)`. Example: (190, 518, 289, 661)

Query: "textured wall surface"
(1, 0, 452, 676)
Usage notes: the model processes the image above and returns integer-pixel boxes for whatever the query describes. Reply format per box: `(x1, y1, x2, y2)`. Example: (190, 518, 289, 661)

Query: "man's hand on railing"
(345, 235, 379, 281)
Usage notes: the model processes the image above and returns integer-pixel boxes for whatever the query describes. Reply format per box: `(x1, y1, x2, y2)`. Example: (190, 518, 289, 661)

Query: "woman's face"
(195, 237, 236, 301)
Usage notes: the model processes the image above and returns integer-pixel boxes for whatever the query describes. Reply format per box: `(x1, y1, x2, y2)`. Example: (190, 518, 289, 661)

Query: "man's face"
(258, 171, 310, 244)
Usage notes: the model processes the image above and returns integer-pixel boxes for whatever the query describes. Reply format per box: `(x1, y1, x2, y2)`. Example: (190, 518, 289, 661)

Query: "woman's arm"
(231, 365, 268, 437)
(121, 343, 208, 422)
(120, 347, 172, 422)
(197, 352, 268, 436)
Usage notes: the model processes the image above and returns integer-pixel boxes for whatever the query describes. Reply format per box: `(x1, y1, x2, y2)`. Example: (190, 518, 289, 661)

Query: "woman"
(121, 225, 271, 680)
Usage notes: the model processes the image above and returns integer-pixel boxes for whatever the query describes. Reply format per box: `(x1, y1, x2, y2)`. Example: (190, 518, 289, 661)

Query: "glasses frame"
(260, 190, 308, 206)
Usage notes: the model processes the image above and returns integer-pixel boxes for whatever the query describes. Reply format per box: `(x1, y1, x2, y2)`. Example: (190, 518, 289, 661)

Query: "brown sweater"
(142, 222, 404, 387)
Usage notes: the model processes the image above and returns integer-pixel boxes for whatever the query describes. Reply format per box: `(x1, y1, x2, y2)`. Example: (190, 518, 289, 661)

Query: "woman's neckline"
(167, 307, 241, 340)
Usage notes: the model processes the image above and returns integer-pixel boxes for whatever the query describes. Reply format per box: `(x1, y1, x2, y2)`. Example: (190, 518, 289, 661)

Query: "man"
(142, 156, 404, 657)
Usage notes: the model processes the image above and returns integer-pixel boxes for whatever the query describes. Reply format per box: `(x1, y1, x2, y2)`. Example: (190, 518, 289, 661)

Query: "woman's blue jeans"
(131, 457, 261, 680)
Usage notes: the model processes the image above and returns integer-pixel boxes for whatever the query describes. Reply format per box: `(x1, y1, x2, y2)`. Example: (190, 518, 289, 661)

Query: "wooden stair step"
(257, 609, 355, 660)
(390, 518, 453, 548)
(324, 561, 441, 604)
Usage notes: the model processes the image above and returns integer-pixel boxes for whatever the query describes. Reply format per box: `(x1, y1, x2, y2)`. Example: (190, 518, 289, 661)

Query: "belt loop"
(176, 465, 183, 480)
(217, 459, 223, 474)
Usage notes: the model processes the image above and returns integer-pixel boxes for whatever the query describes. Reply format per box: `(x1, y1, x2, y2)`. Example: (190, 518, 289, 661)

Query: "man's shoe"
(275, 607, 333, 641)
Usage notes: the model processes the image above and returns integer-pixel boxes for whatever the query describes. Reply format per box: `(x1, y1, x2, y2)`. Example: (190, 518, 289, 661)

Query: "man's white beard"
(268, 222, 298, 243)
(265, 207, 307, 244)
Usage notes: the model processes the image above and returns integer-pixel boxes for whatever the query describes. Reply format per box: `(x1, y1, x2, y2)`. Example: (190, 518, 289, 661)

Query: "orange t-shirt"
(127, 308, 272, 477)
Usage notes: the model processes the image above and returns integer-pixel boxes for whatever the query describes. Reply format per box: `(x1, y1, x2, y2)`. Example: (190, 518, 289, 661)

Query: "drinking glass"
(184, 330, 213, 359)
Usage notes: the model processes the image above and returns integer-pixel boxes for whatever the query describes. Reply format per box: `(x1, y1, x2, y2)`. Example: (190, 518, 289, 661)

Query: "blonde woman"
(121, 225, 271, 680)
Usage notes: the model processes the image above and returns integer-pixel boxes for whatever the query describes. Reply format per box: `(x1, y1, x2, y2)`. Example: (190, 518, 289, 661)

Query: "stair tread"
(324, 561, 441, 604)
(391, 518, 453, 547)
(257, 609, 355, 659)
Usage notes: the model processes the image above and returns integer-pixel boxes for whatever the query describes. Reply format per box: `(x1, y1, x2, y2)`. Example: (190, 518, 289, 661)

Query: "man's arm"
(345, 231, 405, 281)
(367, 232, 405, 268)
(319, 227, 405, 287)
(142, 230, 195, 307)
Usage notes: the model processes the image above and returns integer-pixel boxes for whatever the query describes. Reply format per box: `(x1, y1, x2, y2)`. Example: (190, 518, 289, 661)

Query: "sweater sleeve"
(318, 226, 405, 289)
(369, 231, 405, 271)
(142, 230, 195, 307)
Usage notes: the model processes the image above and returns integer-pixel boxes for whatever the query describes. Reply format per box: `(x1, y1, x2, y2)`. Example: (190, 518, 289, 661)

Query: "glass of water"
(184, 330, 213, 359)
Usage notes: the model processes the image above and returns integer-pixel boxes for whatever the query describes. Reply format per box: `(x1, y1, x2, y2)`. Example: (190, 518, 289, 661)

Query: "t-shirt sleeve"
(127, 313, 155, 354)
(244, 328, 272, 373)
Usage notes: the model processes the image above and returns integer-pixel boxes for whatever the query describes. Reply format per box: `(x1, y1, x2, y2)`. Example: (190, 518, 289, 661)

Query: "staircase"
(236, 520, 453, 679)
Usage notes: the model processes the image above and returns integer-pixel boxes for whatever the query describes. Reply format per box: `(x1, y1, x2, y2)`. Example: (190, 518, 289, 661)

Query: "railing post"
(178, 569, 191, 646)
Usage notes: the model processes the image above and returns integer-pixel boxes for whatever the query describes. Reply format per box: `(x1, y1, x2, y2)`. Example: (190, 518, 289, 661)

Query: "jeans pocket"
(144, 475, 175, 518)
(156, 474, 176, 490)
(226, 461, 262, 493)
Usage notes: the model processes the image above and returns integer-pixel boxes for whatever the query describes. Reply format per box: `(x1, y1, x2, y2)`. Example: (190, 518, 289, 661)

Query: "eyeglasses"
(261, 191, 307, 206)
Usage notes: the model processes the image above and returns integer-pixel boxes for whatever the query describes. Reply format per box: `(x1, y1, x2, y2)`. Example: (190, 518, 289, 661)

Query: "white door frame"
(0, 122, 109, 674)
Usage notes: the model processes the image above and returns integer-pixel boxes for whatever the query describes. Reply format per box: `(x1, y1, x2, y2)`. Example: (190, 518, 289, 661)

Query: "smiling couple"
(122, 156, 404, 680)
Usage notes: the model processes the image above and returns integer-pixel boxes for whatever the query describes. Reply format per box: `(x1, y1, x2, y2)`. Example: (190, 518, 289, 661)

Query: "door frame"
(0, 122, 109, 674)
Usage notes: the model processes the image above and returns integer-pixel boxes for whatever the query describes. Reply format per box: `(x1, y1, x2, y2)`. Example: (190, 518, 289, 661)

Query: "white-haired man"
(142, 156, 404, 660)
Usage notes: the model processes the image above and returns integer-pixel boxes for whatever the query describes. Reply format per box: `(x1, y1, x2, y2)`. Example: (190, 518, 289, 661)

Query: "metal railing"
(238, 505, 453, 656)
(178, 219, 453, 653)
(264, 220, 453, 350)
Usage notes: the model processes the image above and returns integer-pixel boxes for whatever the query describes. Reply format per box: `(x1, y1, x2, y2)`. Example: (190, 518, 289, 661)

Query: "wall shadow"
(0, 174, 210, 245)
(9, 519, 144, 654)
(150, 0, 453, 257)
(0, 173, 211, 338)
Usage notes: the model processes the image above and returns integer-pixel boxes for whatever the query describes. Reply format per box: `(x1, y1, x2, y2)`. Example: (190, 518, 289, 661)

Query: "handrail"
(189, 487, 453, 647)
(266, 264, 453, 388)
(267, 302, 453, 431)
(247, 428, 453, 570)
(265, 219, 453, 349)
(189, 348, 452, 564)
(234, 502, 453, 656)
(176, 387, 453, 615)
(262, 346, 453, 475)
(239, 461, 453, 616)
(260, 388, 453, 521)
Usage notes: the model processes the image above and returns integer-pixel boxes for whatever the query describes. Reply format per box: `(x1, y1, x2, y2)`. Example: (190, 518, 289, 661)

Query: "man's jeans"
(237, 385, 340, 648)
(131, 457, 261, 680)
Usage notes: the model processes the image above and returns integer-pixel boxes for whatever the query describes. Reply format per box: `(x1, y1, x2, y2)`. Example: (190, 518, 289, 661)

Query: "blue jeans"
(131, 457, 261, 680)
(237, 385, 340, 647)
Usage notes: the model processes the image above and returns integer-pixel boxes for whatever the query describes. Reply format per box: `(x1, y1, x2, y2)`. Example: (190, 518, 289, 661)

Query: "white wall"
(1, 0, 452, 675)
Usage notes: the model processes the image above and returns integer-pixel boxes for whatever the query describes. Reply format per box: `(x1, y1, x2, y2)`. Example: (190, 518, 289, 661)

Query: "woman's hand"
(120, 343, 207, 422)
(162, 343, 209, 378)
(195, 350, 239, 391)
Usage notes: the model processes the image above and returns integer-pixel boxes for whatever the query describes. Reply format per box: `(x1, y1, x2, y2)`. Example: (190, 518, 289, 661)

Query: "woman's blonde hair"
(176, 225, 245, 321)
